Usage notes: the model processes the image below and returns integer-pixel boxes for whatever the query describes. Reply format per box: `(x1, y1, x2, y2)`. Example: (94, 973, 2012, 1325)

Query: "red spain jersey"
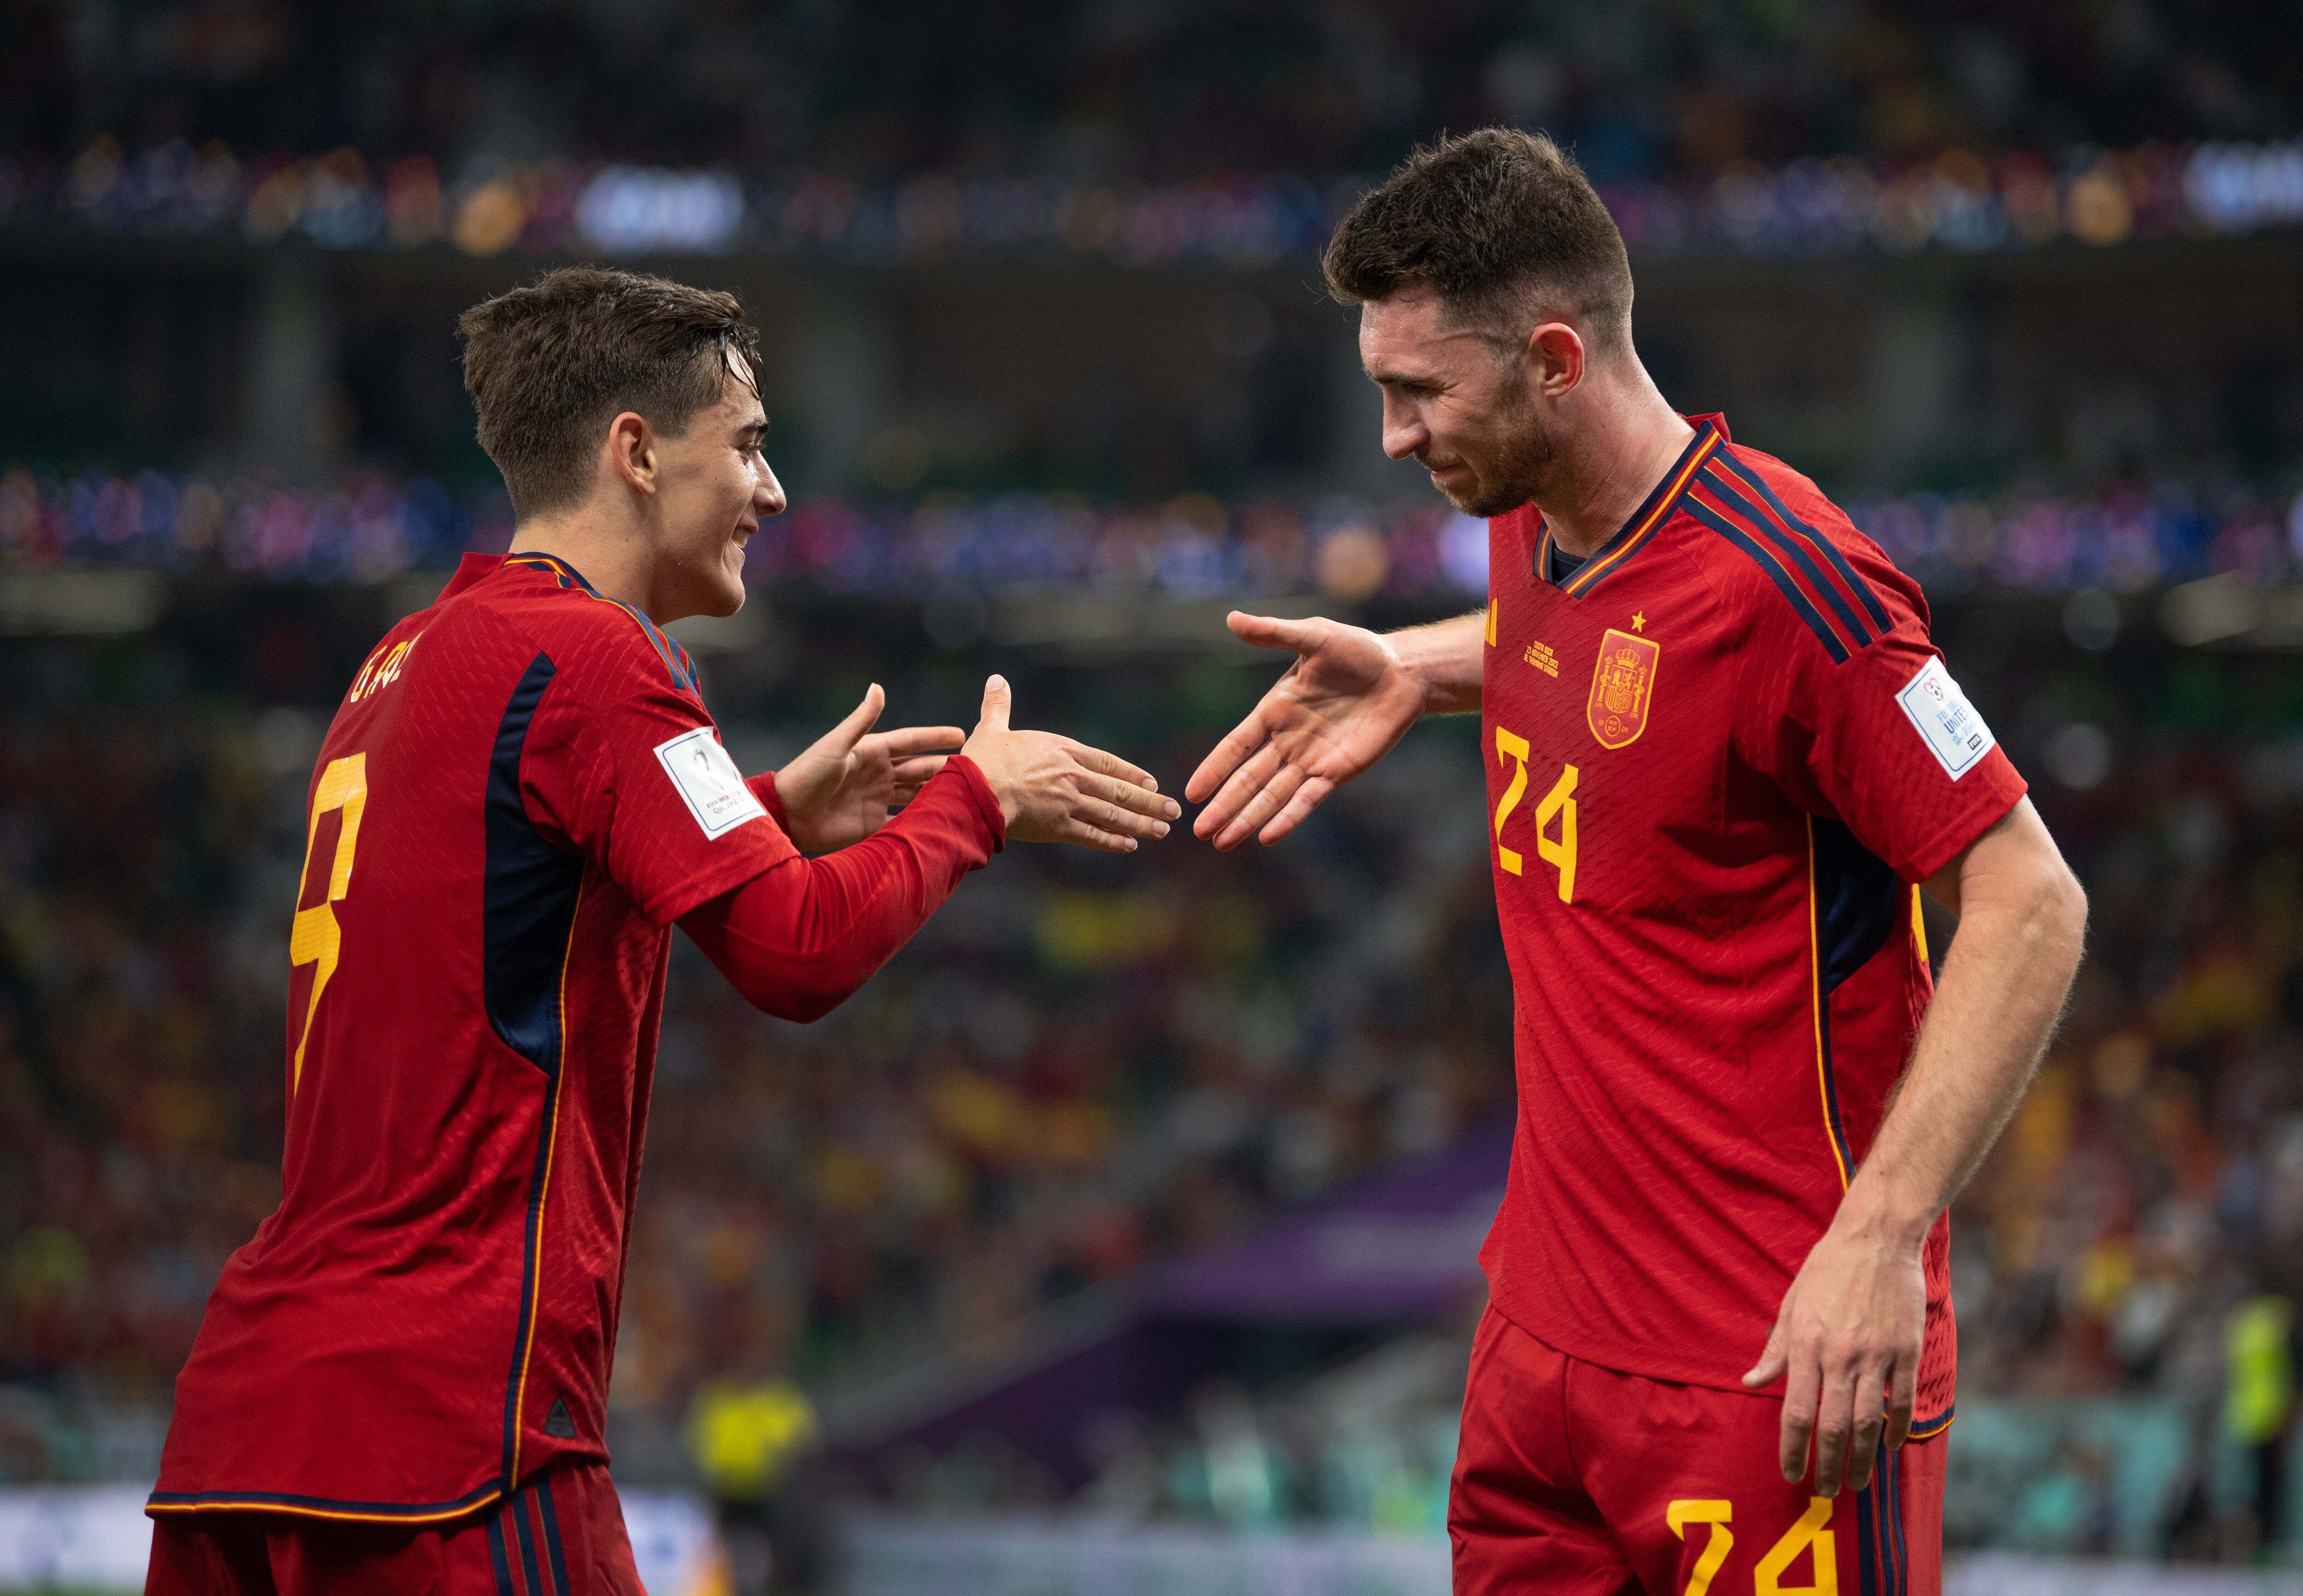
(149, 551, 994, 1524)
(1477, 415, 2025, 1436)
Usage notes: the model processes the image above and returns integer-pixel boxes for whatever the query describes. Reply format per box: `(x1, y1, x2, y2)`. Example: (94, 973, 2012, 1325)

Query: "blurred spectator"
(686, 1372, 820, 1596)
(2221, 1291, 2297, 1557)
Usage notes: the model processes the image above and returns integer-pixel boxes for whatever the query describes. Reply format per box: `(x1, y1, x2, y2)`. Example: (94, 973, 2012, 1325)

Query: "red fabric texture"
(1451, 1305, 1946, 1596)
(154, 553, 994, 1520)
(1478, 415, 2025, 1418)
(146, 1465, 640, 1596)
(682, 756, 1004, 1021)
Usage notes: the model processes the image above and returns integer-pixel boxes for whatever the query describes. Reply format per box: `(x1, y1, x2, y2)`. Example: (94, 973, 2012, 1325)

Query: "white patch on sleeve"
(654, 727, 767, 839)
(1894, 657, 1995, 781)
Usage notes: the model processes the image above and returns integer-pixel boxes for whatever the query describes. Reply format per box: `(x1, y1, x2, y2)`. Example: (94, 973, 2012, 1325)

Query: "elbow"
(2034, 859, 2089, 971)
(744, 974, 859, 1025)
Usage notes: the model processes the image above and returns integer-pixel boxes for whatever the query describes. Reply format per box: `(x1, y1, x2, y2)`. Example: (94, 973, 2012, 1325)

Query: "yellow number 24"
(1492, 727, 1578, 903)
(288, 754, 368, 1094)
(1666, 1495, 1839, 1596)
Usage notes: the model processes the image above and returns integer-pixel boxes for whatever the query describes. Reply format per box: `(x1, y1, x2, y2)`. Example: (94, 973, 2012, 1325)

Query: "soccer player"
(1188, 132, 2087, 1595)
(146, 268, 1180, 1595)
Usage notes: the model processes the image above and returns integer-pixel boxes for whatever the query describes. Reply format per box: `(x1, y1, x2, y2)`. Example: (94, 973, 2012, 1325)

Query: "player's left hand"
(773, 684, 964, 853)
(1741, 1214, 1927, 1497)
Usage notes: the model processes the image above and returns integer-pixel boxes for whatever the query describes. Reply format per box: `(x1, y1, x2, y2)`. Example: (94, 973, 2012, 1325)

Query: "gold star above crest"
(1631, 612, 1646, 632)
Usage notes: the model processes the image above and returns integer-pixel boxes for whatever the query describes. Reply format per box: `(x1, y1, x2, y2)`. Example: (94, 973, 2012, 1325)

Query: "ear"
(605, 411, 658, 497)
(1525, 322, 1586, 399)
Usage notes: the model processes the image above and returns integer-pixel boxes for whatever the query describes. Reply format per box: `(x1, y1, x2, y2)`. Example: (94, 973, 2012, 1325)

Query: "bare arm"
(1744, 796, 2087, 1494)
(1186, 609, 1486, 849)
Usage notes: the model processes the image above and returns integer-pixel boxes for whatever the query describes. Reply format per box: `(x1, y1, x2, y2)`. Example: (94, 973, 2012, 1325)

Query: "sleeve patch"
(1894, 657, 1995, 780)
(654, 728, 768, 839)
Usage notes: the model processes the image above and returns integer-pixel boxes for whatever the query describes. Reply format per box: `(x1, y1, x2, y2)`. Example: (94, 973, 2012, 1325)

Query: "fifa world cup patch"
(1586, 628, 1660, 749)
(1895, 656, 1995, 779)
(655, 727, 768, 839)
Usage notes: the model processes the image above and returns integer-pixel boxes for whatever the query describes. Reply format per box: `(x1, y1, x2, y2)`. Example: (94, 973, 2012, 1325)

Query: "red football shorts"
(1451, 1305, 1945, 1596)
(145, 1466, 643, 1596)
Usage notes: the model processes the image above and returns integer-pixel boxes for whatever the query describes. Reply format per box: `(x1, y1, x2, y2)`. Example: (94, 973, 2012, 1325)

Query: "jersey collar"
(1536, 413, 1727, 600)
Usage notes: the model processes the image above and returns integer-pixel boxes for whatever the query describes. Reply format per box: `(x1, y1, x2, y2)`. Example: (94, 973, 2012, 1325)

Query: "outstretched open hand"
(773, 684, 964, 853)
(1185, 612, 1429, 849)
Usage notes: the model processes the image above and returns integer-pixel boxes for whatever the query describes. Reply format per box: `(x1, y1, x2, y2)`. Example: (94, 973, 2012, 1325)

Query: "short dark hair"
(458, 267, 763, 519)
(1322, 128, 1634, 356)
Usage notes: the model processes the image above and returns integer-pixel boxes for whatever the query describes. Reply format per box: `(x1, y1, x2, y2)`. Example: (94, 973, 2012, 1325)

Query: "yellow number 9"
(288, 754, 368, 1093)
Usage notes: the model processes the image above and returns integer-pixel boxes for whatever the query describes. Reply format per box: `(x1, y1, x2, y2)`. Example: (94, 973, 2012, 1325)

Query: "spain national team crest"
(1586, 628, 1660, 750)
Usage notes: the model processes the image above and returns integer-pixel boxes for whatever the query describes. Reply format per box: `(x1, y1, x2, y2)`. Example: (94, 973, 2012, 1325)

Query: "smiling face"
(1360, 288, 1565, 520)
(645, 349, 786, 619)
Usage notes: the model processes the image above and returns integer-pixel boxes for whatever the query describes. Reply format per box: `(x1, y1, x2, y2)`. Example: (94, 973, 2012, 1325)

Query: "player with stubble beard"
(1188, 130, 2088, 1595)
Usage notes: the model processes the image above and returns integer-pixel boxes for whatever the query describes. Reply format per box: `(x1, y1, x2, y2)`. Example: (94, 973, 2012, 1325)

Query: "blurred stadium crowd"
(8, 133, 2303, 265)
(6, 466, 2302, 602)
(8, 0, 2300, 184)
(9, 0, 2303, 266)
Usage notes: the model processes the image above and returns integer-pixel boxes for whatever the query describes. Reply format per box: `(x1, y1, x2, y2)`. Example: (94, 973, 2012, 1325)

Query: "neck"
(508, 513, 660, 616)
(1532, 374, 1696, 559)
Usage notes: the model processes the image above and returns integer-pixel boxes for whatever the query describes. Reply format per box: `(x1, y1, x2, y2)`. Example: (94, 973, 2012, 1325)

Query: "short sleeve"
(519, 627, 798, 926)
(1740, 523, 2027, 883)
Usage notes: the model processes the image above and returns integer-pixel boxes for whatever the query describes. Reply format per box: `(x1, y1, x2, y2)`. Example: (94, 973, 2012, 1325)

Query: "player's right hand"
(1186, 612, 1428, 850)
(961, 675, 1178, 853)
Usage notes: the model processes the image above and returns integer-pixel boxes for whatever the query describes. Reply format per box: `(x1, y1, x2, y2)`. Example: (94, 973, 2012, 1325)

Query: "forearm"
(684, 758, 1004, 1021)
(1835, 872, 2085, 1246)
(1390, 611, 1487, 715)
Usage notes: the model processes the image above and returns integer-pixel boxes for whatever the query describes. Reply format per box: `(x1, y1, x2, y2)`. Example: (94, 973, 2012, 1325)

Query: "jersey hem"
(1485, 1295, 1958, 1419)
(146, 1481, 503, 1524)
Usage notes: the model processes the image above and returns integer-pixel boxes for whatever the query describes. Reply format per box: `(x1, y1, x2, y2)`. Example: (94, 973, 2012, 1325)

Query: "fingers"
(889, 753, 951, 795)
(1216, 761, 1307, 851)
(1884, 1357, 1916, 1453)
(1197, 741, 1285, 845)
(1185, 710, 1271, 805)
(1778, 1347, 1818, 1487)
(822, 682, 886, 751)
(874, 724, 967, 758)
(1053, 819, 1150, 854)
(1093, 773, 1180, 823)
(1225, 610, 1325, 654)
(1742, 1320, 1789, 1392)
(977, 673, 1012, 734)
(1067, 741, 1161, 792)
(1257, 775, 1335, 846)
(1041, 767, 1180, 853)
(1841, 1365, 1888, 1494)
(1809, 1357, 1858, 1497)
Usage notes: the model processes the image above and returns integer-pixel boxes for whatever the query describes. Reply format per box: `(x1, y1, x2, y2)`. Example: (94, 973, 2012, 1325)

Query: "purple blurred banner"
(1151, 1118, 1512, 1324)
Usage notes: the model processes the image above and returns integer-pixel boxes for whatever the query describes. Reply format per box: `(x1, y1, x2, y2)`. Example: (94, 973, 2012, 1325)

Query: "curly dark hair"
(458, 267, 763, 519)
(1322, 128, 1634, 357)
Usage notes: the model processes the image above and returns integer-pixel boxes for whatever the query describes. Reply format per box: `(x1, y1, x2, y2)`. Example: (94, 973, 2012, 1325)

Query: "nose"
(1379, 391, 1426, 462)
(754, 458, 787, 518)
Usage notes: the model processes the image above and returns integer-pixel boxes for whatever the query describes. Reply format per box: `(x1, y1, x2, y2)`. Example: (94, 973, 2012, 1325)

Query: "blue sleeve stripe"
(1711, 452, 1895, 634)
(1696, 466, 1875, 651)
(1683, 499, 1851, 663)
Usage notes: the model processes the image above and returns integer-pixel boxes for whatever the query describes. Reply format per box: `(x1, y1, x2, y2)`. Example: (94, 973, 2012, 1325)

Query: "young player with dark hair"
(1189, 130, 2088, 1595)
(146, 267, 1179, 1595)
